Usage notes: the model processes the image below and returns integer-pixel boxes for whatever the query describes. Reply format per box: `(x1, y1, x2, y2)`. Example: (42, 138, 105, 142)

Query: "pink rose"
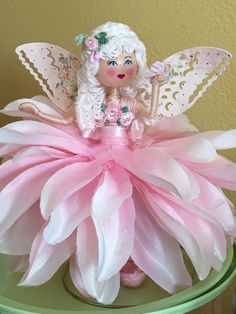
(105, 103, 121, 125)
(84, 37, 99, 51)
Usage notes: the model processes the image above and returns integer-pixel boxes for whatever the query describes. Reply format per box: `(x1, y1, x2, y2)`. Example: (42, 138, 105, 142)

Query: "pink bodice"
(94, 100, 135, 128)
(100, 126, 129, 145)
(83, 96, 143, 145)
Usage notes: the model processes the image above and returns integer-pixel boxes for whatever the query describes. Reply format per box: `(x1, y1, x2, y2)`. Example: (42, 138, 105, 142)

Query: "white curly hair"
(75, 22, 151, 133)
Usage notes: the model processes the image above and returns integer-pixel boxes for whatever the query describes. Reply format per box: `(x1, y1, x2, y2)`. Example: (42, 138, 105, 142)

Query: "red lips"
(117, 74, 125, 79)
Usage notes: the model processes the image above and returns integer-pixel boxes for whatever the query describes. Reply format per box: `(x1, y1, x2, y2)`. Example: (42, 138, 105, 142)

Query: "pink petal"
(188, 156, 236, 191)
(4, 120, 73, 137)
(76, 218, 120, 304)
(19, 229, 75, 286)
(0, 152, 54, 191)
(70, 254, 91, 299)
(13, 146, 73, 161)
(43, 177, 99, 244)
(0, 144, 28, 157)
(158, 137, 217, 163)
(210, 223, 227, 263)
(0, 202, 44, 255)
(131, 187, 192, 292)
(8, 255, 29, 273)
(93, 197, 135, 281)
(0, 157, 78, 233)
(144, 114, 197, 139)
(0, 120, 93, 155)
(41, 160, 102, 219)
(212, 255, 223, 272)
(157, 187, 228, 264)
(92, 163, 132, 218)
(158, 189, 227, 264)
(139, 184, 214, 280)
(192, 174, 235, 231)
(124, 148, 193, 200)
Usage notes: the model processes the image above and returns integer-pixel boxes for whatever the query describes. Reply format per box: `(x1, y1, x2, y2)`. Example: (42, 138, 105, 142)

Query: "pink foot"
(120, 258, 146, 288)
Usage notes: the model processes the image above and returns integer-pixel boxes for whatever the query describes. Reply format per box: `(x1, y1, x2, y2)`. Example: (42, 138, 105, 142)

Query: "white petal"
(159, 137, 217, 162)
(40, 160, 102, 219)
(43, 178, 99, 244)
(0, 158, 75, 233)
(139, 184, 213, 280)
(0, 120, 92, 155)
(199, 130, 236, 150)
(92, 163, 132, 218)
(0, 152, 54, 191)
(76, 218, 120, 304)
(69, 254, 91, 298)
(132, 187, 192, 293)
(19, 229, 75, 286)
(127, 148, 193, 200)
(192, 174, 235, 231)
(0, 202, 44, 255)
(93, 197, 135, 281)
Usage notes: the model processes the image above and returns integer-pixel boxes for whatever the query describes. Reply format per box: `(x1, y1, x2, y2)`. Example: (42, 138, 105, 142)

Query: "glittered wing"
(16, 43, 81, 114)
(156, 47, 232, 118)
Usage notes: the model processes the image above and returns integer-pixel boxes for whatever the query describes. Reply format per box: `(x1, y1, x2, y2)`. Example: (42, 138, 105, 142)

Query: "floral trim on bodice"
(94, 102, 135, 128)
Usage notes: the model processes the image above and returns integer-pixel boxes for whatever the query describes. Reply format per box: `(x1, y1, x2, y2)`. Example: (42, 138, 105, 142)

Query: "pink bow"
(88, 51, 101, 63)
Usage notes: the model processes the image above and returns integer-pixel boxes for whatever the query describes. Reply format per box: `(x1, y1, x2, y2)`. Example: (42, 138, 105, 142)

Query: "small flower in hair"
(75, 31, 109, 63)
(84, 37, 99, 51)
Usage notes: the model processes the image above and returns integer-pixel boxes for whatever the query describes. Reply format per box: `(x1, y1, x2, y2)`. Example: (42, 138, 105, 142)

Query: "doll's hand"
(146, 61, 171, 83)
(130, 120, 144, 142)
(131, 141, 144, 150)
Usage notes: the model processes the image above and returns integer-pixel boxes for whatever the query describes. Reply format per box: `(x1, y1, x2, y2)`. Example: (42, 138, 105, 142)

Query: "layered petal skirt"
(0, 97, 236, 304)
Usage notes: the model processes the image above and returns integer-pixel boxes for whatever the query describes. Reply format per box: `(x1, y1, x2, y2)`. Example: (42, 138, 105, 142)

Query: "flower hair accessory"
(75, 32, 108, 63)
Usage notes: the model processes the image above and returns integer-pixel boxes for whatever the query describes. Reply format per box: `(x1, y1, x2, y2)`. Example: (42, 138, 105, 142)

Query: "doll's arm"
(149, 77, 160, 119)
(148, 61, 169, 120)
(19, 102, 75, 125)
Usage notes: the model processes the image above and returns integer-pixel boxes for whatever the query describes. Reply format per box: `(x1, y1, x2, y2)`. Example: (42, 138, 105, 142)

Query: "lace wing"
(156, 47, 232, 118)
(16, 43, 81, 114)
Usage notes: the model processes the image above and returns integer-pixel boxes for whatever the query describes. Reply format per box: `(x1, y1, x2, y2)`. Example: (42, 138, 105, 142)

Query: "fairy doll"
(0, 22, 236, 305)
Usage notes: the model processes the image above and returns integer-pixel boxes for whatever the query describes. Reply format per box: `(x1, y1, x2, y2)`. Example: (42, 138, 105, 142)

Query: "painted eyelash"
(107, 60, 118, 66)
(124, 60, 133, 65)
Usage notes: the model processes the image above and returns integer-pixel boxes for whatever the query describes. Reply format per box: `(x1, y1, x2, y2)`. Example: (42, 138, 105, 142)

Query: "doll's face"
(96, 52, 138, 88)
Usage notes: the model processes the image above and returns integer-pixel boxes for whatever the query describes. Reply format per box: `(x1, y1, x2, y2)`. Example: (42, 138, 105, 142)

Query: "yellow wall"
(0, 0, 236, 202)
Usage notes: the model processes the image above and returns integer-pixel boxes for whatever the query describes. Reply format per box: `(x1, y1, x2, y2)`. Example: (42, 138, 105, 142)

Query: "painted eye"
(124, 60, 133, 66)
(107, 60, 118, 66)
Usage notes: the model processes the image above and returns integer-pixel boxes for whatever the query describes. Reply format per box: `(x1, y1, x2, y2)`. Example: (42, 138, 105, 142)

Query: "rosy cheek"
(126, 68, 134, 76)
(107, 68, 116, 76)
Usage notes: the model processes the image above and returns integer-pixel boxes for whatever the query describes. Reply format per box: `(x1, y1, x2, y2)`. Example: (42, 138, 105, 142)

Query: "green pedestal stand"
(0, 244, 235, 314)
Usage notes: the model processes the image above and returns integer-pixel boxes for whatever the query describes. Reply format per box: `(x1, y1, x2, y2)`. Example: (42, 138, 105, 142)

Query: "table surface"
(190, 278, 236, 314)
